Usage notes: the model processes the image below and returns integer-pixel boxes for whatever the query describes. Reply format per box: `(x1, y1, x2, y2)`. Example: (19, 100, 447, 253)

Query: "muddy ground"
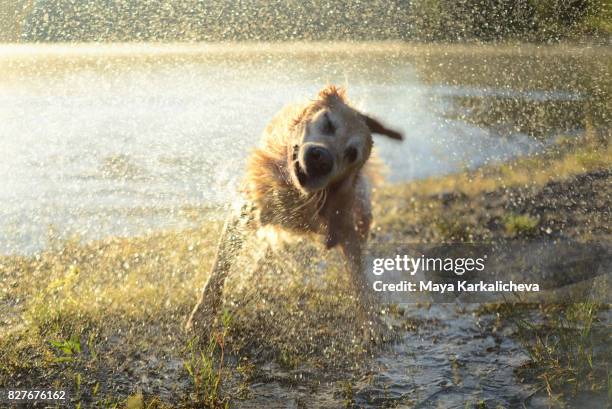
(0, 137, 610, 408)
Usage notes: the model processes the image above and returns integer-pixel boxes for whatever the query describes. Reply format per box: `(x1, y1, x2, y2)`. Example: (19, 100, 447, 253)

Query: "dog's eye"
(344, 147, 358, 163)
(321, 113, 335, 135)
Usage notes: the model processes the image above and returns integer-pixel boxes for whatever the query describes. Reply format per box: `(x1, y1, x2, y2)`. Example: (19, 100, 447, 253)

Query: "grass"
(0, 223, 224, 407)
(49, 334, 82, 363)
(381, 136, 610, 200)
(380, 137, 611, 403)
(511, 303, 610, 399)
(0, 212, 369, 406)
(340, 380, 355, 408)
(375, 137, 611, 243)
(183, 310, 232, 408)
(503, 214, 540, 237)
(476, 302, 611, 402)
(0, 135, 610, 406)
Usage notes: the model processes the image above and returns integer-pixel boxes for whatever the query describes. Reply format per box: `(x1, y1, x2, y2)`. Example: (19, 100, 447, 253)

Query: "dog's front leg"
(185, 203, 252, 335)
(339, 234, 383, 342)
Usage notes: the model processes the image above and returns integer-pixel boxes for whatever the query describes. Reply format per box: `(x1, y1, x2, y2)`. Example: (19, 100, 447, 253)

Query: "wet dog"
(186, 85, 402, 339)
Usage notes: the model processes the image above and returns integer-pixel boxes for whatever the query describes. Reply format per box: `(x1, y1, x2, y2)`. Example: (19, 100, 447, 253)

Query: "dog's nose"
(304, 146, 334, 178)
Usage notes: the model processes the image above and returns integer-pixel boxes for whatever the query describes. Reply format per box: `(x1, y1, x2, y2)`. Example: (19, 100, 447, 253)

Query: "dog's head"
(288, 86, 403, 193)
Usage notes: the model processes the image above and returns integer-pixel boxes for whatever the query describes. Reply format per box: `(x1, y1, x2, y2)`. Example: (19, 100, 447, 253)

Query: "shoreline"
(0, 135, 609, 407)
(0, 136, 563, 258)
(1, 132, 605, 258)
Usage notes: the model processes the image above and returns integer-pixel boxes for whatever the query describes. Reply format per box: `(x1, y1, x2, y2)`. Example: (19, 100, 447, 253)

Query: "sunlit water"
(0, 44, 607, 408)
(245, 306, 536, 408)
(0, 44, 588, 254)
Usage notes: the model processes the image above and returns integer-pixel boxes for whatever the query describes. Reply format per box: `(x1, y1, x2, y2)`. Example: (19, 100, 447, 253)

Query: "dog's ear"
(360, 113, 403, 141)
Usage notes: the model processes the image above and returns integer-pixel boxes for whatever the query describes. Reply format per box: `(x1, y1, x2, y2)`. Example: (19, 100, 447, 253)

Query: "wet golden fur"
(244, 85, 384, 243)
(186, 85, 402, 336)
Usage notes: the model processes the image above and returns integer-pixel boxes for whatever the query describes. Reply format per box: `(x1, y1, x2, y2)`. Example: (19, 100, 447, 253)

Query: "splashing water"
(0, 43, 590, 254)
(0, 39, 609, 408)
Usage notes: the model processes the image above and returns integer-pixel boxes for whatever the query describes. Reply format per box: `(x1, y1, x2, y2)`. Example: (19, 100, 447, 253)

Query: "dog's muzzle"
(292, 144, 334, 190)
(304, 146, 333, 178)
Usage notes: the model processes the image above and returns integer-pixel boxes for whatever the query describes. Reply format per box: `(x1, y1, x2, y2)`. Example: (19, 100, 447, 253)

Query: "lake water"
(0, 43, 596, 254)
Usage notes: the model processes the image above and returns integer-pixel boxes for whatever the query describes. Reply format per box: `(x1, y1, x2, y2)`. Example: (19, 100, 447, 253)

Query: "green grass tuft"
(503, 214, 540, 237)
(183, 310, 232, 408)
(512, 303, 609, 398)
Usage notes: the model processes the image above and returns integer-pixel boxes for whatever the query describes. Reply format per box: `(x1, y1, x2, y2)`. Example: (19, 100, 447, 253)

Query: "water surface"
(0, 43, 600, 253)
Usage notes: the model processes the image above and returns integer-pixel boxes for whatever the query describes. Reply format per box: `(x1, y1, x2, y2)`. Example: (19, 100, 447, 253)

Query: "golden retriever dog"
(186, 85, 402, 340)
